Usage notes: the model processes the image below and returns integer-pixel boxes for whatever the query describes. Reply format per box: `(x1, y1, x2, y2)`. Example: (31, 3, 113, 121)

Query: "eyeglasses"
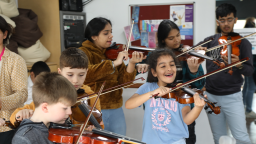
(217, 18, 235, 25)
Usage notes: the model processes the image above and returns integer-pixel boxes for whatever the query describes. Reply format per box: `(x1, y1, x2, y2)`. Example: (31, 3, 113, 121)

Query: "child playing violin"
(12, 72, 77, 144)
(125, 48, 206, 144)
(138, 20, 206, 144)
(10, 48, 104, 130)
(79, 17, 145, 135)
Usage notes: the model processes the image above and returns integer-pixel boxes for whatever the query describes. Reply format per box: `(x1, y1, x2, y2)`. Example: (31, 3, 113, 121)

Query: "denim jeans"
(205, 91, 251, 144)
(101, 107, 126, 136)
(242, 76, 256, 112)
(0, 130, 15, 144)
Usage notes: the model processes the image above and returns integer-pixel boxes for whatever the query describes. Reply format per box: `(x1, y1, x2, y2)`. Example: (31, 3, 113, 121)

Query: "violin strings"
(206, 32, 256, 53)
(168, 59, 247, 93)
(75, 82, 106, 144)
(176, 39, 212, 57)
(77, 83, 136, 102)
(77, 77, 145, 101)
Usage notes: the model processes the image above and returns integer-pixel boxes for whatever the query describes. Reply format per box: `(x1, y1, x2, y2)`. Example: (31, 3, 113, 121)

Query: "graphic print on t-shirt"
(150, 98, 178, 132)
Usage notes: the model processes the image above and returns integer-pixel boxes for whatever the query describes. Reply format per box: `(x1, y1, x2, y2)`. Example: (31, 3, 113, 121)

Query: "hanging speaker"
(59, 0, 69, 11)
(59, 0, 83, 12)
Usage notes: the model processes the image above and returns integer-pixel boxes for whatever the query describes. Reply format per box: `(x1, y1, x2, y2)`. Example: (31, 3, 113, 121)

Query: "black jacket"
(202, 33, 253, 95)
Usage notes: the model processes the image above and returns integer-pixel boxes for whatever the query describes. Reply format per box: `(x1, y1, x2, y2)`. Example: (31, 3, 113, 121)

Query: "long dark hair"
(147, 48, 179, 82)
(157, 20, 180, 48)
(84, 17, 112, 42)
(0, 16, 13, 45)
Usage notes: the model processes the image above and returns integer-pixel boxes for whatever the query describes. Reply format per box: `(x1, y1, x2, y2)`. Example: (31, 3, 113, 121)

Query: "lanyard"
(0, 47, 5, 61)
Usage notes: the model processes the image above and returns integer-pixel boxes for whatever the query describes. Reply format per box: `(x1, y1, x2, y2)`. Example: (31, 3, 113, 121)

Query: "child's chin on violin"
(125, 48, 207, 144)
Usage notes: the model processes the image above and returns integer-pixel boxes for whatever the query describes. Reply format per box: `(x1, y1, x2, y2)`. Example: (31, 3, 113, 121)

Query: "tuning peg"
(213, 102, 217, 104)
(208, 111, 213, 114)
(204, 106, 209, 110)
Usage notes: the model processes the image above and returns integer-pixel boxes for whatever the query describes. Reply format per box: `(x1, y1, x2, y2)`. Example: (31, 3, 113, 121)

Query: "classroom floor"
(227, 94, 256, 144)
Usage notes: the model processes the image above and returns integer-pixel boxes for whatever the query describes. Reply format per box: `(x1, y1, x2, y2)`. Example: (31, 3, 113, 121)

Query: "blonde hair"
(32, 72, 77, 107)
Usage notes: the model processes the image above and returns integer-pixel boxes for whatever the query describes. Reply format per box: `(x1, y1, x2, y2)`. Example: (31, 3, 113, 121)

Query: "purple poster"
(170, 4, 193, 40)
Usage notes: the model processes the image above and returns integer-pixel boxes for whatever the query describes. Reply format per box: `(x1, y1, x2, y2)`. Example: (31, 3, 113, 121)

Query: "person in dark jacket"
(242, 16, 256, 119)
(198, 3, 253, 144)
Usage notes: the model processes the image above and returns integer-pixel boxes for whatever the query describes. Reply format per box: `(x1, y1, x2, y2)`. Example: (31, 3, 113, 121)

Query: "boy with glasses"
(197, 3, 253, 144)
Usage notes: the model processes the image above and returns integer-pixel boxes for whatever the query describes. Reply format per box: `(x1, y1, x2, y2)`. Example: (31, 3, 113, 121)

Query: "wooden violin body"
(48, 127, 117, 144)
(218, 32, 242, 75)
(157, 85, 221, 115)
(218, 33, 241, 57)
(105, 43, 149, 60)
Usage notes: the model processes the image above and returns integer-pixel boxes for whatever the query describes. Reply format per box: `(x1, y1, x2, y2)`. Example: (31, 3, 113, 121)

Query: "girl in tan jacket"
(79, 17, 145, 136)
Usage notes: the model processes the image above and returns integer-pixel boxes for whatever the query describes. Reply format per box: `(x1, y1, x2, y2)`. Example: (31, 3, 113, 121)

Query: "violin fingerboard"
(78, 104, 102, 129)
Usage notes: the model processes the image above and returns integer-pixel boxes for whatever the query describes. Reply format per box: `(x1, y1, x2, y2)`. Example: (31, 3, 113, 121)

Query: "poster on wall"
(234, 28, 256, 54)
(170, 4, 193, 40)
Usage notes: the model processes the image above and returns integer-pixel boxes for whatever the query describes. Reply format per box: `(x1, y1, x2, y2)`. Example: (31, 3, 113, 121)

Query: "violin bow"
(77, 77, 145, 102)
(206, 32, 256, 53)
(126, 19, 135, 52)
(75, 81, 106, 144)
(176, 38, 213, 57)
(152, 57, 249, 97)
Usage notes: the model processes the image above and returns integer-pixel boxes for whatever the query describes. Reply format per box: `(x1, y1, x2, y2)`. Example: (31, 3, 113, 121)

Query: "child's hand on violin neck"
(221, 54, 242, 67)
(194, 46, 207, 51)
(129, 51, 147, 64)
(193, 93, 206, 108)
(113, 51, 129, 67)
(151, 86, 170, 97)
(187, 57, 201, 73)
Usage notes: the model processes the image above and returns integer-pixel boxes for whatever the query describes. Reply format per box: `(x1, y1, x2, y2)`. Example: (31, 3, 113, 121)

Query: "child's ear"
(151, 68, 157, 77)
(91, 36, 97, 41)
(3, 31, 7, 39)
(41, 103, 49, 113)
(57, 68, 61, 74)
(30, 72, 35, 83)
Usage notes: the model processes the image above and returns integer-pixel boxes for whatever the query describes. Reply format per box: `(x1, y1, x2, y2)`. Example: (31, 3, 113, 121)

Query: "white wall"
(83, 1, 215, 144)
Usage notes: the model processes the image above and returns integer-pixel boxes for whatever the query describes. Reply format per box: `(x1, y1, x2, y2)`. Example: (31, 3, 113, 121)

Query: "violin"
(156, 85, 220, 114)
(105, 42, 150, 60)
(219, 32, 241, 57)
(218, 32, 241, 75)
(48, 127, 118, 144)
(49, 82, 145, 144)
(204, 32, 256, 73)
(152, 57, 250, 114)
(174, 38, 225, 69)
(105, 19, 150, 60)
